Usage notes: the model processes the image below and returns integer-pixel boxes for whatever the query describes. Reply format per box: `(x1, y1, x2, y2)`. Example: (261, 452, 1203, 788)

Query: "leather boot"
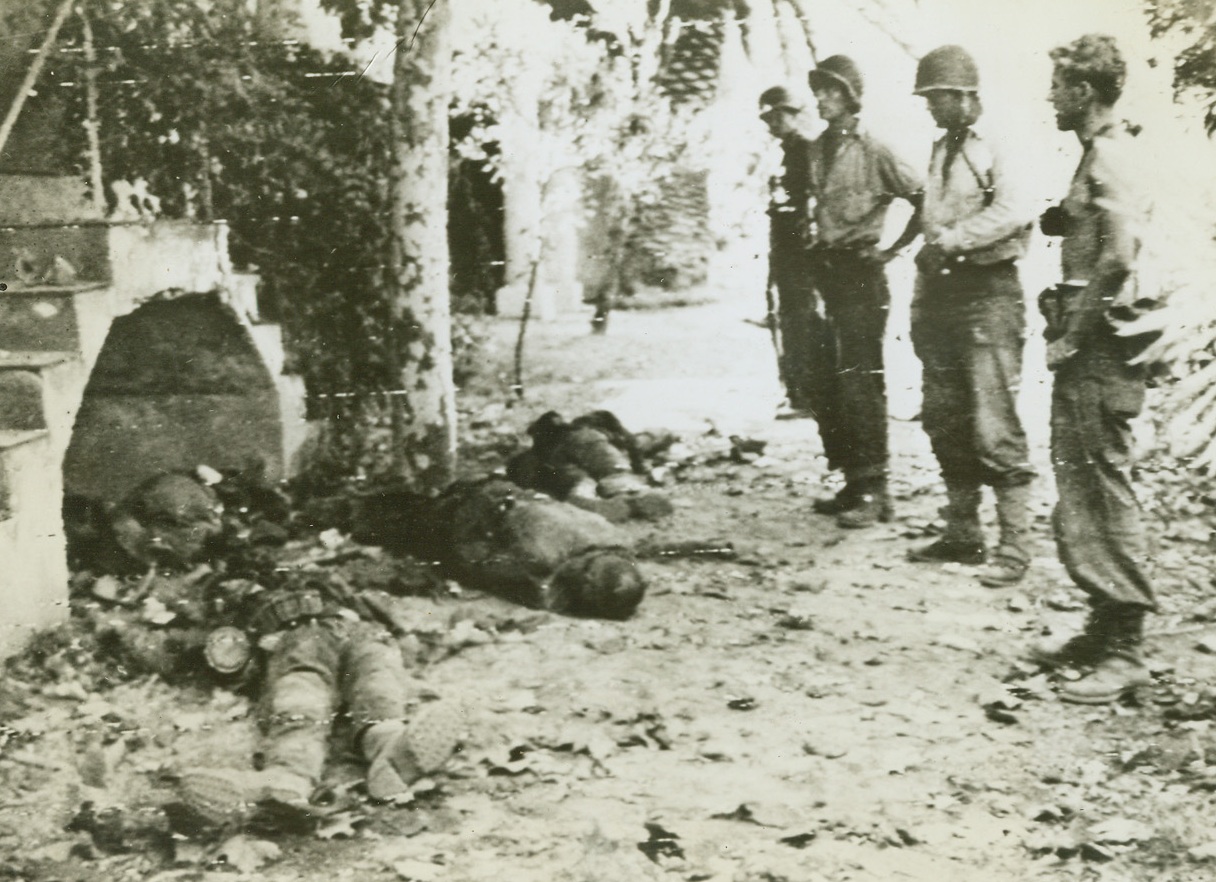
(1060, 605, 1152, 705)
(812, 483, 860, 516)
(908, 483, 984, 563)
(172, 765, 314, 832)
(814, 466, 869, 515)
(1027, 602, 1112, 669)
(979, 482, 1032, 587)
(836, 477, 892, 528)
(359, 702, 463, 800)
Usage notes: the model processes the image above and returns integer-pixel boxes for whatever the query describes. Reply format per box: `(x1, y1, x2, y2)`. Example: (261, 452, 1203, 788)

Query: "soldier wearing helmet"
(1028, 34, 1158, 705)
(758, 84, 836, 443)
(799, 54, 923, 528)
(906, 45, 1038, 587)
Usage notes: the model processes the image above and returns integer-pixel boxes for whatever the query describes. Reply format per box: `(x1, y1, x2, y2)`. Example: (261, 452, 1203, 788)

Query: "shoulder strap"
(958, 137, 995, 207)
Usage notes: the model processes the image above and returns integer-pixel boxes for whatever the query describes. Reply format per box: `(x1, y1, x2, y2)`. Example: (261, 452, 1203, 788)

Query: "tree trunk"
(386, 0, 456, 491)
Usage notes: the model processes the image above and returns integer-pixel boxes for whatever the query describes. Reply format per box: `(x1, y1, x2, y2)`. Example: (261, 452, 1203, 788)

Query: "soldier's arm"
(874, 142, 924, 259)
(882, 196, 923, 259)
(933, 139, 1036, 253)
(1057, 143, 1144, 354)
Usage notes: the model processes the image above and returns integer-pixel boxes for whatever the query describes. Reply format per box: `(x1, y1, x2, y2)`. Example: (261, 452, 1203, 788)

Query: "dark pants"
(258, 619, 409, 781)
(911, 263, 1034, 490)
(771, 245, 840, 462)
(1051, 339, 1155, 610)
(809, 248, 890, 480)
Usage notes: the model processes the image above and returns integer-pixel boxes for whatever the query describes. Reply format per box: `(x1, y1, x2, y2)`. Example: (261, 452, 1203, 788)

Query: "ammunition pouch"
(247, 589, 332, 636)
(1038, 282, 1084, 342)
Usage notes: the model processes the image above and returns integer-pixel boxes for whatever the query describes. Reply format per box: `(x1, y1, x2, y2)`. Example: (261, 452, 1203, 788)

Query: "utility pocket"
(1101, 377, 1145, 421)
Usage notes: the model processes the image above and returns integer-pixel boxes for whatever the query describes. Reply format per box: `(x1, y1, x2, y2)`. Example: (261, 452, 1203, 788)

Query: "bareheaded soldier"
(907, 46, 1037, 586)
(802, 55, 922, 528)
(1032, 34, 1159, 704)
(758, 85, 836, 431)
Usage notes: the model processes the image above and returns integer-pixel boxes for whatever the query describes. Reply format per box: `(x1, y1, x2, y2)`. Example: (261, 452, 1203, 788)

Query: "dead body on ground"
(54, 414, 691, 839)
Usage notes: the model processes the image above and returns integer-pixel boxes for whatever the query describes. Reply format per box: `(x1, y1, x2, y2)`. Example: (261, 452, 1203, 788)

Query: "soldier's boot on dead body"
(170, 763, 315, 834)
(979, 482, 1033, 587)
(1059, 605, 1152, 705)
(908, 483, 985, 564)
(359, 701, 465, 800)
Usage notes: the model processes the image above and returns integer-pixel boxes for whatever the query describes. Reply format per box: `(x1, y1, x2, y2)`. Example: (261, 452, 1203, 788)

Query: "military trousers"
(1051, 341, 1156, 610)
(911, 262, 1035, 489)
(257, 618, 410, 781)
(770, 246, 842, 465)
(809, 248, 891, 481)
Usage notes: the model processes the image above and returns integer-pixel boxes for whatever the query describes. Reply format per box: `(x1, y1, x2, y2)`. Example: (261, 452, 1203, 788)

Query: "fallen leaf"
(215, 835, 281, 873)
(1089, 817, 1153, 844)
(316, 811, 361, 840)
(1188, 841, 1216, 860)
(141, 597, 177, 626)
(91, 575, 122, 602)
(393, 859, 444, 881)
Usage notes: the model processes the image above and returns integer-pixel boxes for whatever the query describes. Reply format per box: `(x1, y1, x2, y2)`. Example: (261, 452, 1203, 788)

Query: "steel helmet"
(914, 45, 980, 94)
(808, 55, 864, 109)
(759, 85, 802, 115)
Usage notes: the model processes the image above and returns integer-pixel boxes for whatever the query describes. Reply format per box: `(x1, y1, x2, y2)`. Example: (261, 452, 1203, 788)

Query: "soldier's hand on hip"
(915, 243, 947, 276)
(1046, 337, 1079, 371)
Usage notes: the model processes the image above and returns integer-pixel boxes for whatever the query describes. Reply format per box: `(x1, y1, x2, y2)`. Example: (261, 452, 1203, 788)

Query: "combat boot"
(1027, 604, 1111, 669)
(360, 701, 464, 800)
(171, 765, 314, 833)
(812, 484, 859, 516)
(979, 482, 1033, 587)
(908, 483, 984, 564)
(1060, 605, 1151, 705)
(836, 478, 892, 529)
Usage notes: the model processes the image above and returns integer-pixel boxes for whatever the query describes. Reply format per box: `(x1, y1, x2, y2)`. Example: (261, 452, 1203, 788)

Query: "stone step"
(249, 322, 286, 378)
(0, 221, 114, 285)
(0, 282, 109, 352)
(0, 351, 79, 432)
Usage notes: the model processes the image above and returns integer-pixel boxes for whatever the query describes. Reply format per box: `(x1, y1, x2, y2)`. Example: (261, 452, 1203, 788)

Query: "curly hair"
(1050, 34, 1126, 105)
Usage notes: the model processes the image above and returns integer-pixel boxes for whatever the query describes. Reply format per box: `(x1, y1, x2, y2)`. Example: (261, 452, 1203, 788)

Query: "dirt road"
(3, 284, 1215, 881)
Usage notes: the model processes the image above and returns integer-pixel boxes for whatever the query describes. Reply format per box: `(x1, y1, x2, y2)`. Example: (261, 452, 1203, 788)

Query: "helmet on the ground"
(807, 55, 864, 109)
(759, 85, 802, 116)
(914, 45, 980, 94)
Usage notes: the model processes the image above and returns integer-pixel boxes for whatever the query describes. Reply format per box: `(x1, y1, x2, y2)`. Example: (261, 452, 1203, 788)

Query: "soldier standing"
(1031, 34, 1158, 704)
(906, 46, 1037, 583)
(802, 56, 923, 528)
(758, 86, 835, 428)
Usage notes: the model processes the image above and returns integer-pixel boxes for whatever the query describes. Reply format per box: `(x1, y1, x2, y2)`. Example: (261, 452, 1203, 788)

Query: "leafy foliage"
(53, 1, 398, 410)
(1136, 1, 1216, 469)
(1148, 0, 1216, 133)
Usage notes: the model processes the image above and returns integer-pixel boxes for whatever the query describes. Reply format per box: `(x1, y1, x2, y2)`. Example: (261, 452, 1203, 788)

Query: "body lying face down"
(353, 477, 647, 621)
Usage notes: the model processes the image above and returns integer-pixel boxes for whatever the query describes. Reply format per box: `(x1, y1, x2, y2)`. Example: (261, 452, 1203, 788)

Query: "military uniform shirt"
(1060, 123, 1147, 305)
(922, 128, 1033, 263)
(808, 125, 922, 249)
(770, 131, 814, 244)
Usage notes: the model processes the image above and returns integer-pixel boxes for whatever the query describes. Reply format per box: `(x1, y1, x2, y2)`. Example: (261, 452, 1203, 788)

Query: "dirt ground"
(4, 273, 1216, 882)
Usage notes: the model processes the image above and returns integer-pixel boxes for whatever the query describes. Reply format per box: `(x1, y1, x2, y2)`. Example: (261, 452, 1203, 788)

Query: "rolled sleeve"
(875, 143, 924, 203)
